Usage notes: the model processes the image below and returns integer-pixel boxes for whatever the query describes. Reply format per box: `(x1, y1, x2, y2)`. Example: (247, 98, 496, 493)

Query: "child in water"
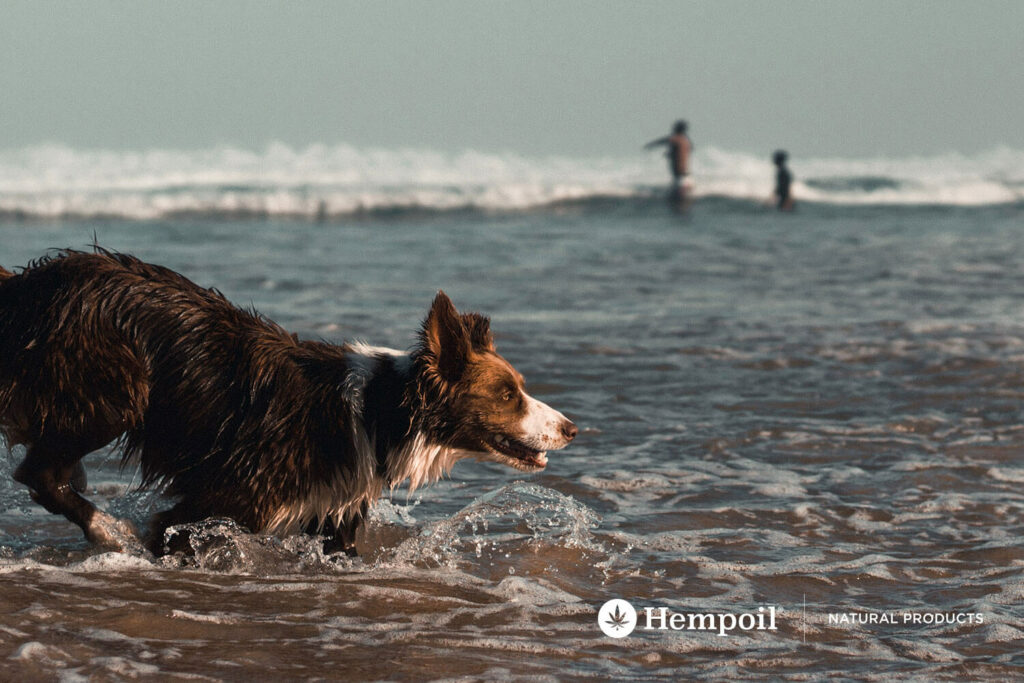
(772, 150, 795, 211)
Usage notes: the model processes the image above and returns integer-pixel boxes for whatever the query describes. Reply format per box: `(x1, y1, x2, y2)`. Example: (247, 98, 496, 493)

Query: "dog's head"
(415, 291, 577, 471)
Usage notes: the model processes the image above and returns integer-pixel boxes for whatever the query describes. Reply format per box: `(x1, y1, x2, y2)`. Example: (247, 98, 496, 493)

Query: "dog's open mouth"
(484, 434, 548, 471)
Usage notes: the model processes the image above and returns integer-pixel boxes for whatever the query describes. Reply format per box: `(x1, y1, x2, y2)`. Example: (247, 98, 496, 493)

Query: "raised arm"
(644, 136, 670, 150)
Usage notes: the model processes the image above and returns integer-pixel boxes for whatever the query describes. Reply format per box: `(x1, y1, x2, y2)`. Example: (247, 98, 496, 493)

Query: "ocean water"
(1, 145, 1023, 680)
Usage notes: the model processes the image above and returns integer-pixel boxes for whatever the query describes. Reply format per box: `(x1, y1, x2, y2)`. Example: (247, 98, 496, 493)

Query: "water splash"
(159, 518, 352, 574)
(136, 484, 610, 579)
(375, 482, 612, 583)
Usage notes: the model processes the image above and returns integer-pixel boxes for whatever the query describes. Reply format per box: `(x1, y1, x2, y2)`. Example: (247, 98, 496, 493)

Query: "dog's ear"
(421, 291, 471, 382)
(461, 313, 495, 352)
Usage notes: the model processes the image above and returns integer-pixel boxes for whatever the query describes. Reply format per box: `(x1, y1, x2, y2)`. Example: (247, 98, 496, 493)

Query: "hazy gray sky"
(1, 1, 1020, 158)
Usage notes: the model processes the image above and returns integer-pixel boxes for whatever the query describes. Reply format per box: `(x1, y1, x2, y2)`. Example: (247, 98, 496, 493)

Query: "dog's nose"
(562, 420, 578, 442)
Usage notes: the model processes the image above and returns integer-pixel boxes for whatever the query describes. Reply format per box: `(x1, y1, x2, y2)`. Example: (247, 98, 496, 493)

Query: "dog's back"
(1, 251, 286, 451)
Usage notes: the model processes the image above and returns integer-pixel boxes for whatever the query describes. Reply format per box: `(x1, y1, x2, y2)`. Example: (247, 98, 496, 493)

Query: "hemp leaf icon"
(598, 599, 636, 638)
(605, 604, 630, 631)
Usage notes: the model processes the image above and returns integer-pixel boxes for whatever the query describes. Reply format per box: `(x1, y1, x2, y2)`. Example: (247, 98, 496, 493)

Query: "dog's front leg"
(306, 504, 366, 557)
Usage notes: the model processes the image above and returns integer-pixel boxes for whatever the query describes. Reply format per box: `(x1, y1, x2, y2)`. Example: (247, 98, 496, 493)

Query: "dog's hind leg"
(13, 440, 135, 550)
(70, 461, 88, 492)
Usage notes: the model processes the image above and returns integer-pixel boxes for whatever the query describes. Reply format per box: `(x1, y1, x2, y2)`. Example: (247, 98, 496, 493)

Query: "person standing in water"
(645, 120, 692, 203)
(772, 150, 795, 211)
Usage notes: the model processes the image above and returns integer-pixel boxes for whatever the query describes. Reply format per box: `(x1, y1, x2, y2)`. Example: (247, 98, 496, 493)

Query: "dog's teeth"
(537, 453, 547, 465)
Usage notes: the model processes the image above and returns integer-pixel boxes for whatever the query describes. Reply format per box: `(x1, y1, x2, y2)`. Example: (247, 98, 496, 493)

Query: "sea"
(1, 143, 1023, 681)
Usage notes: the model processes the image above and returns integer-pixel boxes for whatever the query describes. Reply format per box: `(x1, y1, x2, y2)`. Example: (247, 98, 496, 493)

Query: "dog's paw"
(86, 512, 142, 552)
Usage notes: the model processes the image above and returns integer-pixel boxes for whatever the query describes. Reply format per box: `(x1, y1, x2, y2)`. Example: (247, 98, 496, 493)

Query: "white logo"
(598, 599, 637, 638)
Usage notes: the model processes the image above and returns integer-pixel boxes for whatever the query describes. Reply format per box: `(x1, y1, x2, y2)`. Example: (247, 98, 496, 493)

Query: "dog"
(0, 249, 576, 555)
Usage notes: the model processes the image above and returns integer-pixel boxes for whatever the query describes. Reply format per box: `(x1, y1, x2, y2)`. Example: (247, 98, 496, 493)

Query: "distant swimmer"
(645, 120, 692, 202)
(772, 150, 795, 211)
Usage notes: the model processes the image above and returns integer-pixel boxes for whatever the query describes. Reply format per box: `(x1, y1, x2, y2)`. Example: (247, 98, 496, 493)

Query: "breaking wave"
(0, 143, 1022, 220)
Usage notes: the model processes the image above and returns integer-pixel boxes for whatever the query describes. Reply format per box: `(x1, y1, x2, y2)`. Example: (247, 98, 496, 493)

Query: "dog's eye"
(501, 389, 515, 402)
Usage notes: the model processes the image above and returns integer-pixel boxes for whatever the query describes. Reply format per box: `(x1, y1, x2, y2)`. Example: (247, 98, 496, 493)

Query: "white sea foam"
(0, 143, 1021, 219)
(170, 609, 239, 625)
(10, 641, 69, 664)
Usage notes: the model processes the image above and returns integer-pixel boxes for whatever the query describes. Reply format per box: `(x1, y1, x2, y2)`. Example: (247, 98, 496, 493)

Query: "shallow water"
(2, 199, 1024, 680)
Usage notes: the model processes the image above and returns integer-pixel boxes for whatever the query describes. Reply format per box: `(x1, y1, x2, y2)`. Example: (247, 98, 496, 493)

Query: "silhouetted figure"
(645, 120, 692, 205)
(772, 150, 795, 211)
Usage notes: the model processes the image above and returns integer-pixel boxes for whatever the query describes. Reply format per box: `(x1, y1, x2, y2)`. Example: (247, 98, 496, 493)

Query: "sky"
(1, 0, 1021, 159)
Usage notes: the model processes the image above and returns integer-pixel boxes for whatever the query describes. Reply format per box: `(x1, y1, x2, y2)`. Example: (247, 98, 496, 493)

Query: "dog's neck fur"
(347, 342, 466, 488)
(265, 342, 464, 535)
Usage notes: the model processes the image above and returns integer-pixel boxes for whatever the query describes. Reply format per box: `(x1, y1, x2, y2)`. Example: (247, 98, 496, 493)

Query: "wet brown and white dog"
(0, 250, 576, 555)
